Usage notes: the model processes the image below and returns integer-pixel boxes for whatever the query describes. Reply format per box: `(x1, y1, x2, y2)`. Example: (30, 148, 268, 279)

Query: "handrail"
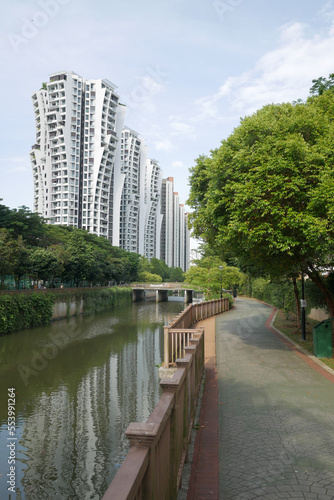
(102, 296, 229, 499)
(131, 282, 192, 289)
(102, 328, 205, 500)
(164, 297, 229, 368)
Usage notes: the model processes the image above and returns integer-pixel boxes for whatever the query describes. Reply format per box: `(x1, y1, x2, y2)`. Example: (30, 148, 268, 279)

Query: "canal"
(0, 298, 185, 500)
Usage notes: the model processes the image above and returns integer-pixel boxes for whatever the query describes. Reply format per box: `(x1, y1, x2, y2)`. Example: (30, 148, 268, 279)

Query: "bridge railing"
(164, 297, 230, 368)
(131, 282, 187, 289)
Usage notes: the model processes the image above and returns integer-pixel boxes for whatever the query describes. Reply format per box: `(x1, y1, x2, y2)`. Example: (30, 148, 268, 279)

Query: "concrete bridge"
(131, 283, 194, 303)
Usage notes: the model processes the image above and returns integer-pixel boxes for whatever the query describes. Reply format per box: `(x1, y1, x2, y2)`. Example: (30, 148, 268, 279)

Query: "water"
(0, 299, 184, 500)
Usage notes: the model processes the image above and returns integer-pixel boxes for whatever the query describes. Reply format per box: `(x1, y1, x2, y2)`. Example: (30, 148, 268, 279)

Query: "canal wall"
(0, 287, 133, 334)
(51, 287, 133, 319)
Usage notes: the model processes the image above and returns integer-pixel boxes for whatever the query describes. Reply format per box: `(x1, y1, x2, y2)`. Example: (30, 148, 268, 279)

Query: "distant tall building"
(120, 127, 144, 253)
(30, 71, 188, 268)
(160, 178, 190, 271)
(141, 158, 163, 261)
(120, 129, 162, 259)
(160, 177, 174, 267)
(30, 71, 125, 243)
(179, 204, 185, 270)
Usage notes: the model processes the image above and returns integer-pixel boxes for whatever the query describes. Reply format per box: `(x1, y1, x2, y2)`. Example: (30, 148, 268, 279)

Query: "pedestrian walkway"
(186, 316, 219, 500)
(186, 298, 334, 500)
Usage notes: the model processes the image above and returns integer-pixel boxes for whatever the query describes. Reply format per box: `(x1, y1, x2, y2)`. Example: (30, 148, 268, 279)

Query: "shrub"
(0, 293, 55, 334)
(138, 271, 163, 283)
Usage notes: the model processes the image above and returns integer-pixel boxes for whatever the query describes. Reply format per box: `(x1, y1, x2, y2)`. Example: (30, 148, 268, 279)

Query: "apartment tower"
(30, 71, 188, 268)
(30, 71, 125, 244)
(160, 177, 190, 271)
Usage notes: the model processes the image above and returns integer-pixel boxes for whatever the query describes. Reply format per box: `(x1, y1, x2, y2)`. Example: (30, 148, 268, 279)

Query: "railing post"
(164, 325, 170, 367)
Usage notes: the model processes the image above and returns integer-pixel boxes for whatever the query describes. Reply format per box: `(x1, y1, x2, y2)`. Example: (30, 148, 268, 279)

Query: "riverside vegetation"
(0, 287, 133, 335)
(0, 201, 184, 289)
(0, 202, 183, 334)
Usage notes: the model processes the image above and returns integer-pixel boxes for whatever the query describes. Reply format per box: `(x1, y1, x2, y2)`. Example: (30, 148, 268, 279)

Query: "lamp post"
(301, 271, 306, 341)
(219, 266, 224, 299)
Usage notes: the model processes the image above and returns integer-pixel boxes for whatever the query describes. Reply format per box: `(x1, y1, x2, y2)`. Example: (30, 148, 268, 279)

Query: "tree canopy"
(188, 86, 334, 316)
(0, 201, 182, 289)
(310, 73, 334, 96)
(184, 255, 245, 299)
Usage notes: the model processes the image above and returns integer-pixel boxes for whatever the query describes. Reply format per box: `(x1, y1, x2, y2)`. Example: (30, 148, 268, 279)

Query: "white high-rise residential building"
(160, 177, 174, 268)
(30, 71, 188, 268)
(120, 129, 162, 260)
(142, 158, 163, 261)
(30, 71, 125, 243)
(179, 204, 185, 271)
(160, 178, 190, 271)
(173, 191, 180, 268)
(120, 127, 144, 253)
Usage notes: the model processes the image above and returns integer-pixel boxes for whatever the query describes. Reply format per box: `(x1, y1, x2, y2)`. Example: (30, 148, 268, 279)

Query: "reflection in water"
(0, 299, 184, 500)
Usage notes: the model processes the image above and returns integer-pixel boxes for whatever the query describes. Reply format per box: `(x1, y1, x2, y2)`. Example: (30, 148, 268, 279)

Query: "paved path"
(184, 298, 334, 500)
(216, 298, 334, 500)
(186, 316, 219, 500)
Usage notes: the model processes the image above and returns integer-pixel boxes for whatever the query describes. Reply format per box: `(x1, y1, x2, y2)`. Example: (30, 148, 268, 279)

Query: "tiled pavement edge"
(182, 316, 219, 500)
(216, 298, 334, 500)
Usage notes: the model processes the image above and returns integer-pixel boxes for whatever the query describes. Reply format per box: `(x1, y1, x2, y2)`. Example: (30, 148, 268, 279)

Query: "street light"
(301, 271, 306, 341)
(219, 266, 224, 299)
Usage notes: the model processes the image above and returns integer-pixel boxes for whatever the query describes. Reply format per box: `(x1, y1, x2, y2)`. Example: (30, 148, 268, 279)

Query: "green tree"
(0, 229, 16, 286)
(138, 256, 154, 274)
(188, 90, 334, 317)
(310, 73, 334, 96)
(0, 203, 45, 246)
(169, 267, 185, 282)
(29, 248, 59, 286)
(138, 271, 163, 283)
(184, 257, 245, 299)
(63, 230, 94, 286)
(48, 244, 68, 285)
(150, 258, 170, 281)
(11, 237, 30, 289)
(123, 252, 140, 282)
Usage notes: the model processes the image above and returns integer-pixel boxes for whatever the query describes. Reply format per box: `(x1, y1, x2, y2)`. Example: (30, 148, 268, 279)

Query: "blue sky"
(1, 0, 334, 241)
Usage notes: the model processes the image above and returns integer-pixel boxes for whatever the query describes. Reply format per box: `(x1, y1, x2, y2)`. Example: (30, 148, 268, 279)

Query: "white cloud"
(194, 20, 334, 121)
(155, 139, 175, 151)
(318, 1, 334, 22)
(171, 160, 186, 168)
(122, 70, 169, 115)
(140, 75, 167, 95)
(170, 120, 196, 138)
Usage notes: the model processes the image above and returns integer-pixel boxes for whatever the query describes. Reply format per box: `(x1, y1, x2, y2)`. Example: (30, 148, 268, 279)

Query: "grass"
(273, 309, 334, 371)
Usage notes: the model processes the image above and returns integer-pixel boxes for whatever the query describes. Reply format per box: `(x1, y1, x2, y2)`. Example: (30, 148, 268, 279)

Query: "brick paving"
(186, 298, 334, 500)
(186, 316, 219, 500)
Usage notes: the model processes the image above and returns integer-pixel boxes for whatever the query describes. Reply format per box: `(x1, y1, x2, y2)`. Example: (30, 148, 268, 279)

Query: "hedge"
(0, 287, 133, 334)
(0, 293, 56, 334)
